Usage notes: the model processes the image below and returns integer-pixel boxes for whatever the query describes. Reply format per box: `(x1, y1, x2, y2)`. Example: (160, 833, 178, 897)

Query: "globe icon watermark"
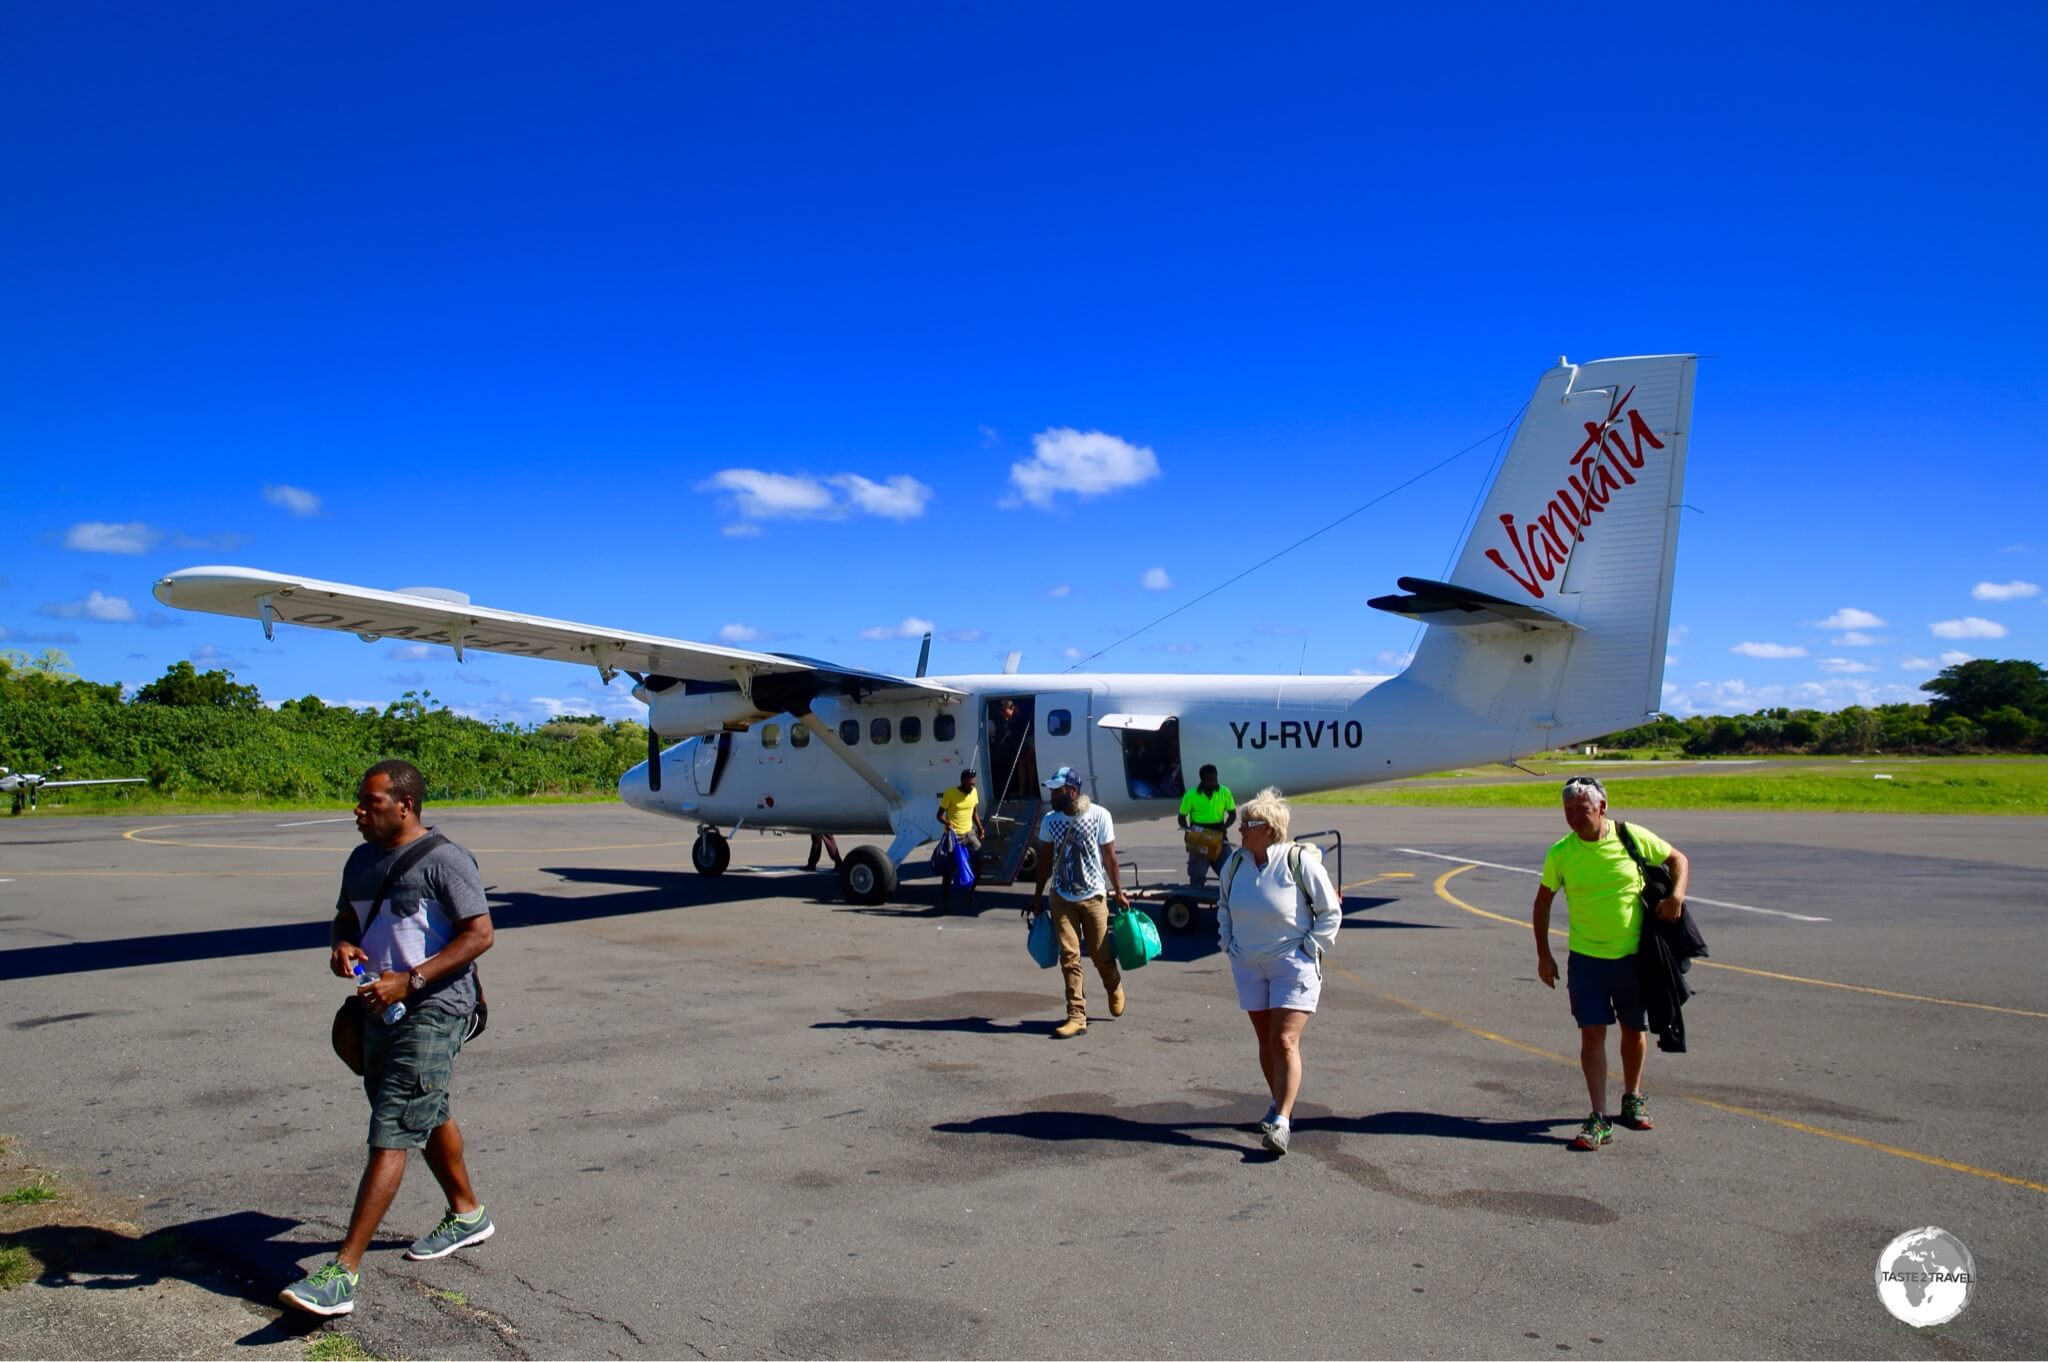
(1875, 1226, 1976, 1327)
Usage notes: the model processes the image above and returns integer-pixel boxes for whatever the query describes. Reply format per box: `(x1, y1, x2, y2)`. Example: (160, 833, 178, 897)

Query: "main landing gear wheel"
(840, 845, 897, 906)
(691, 829, 731, 876)
(1163, 897, 1197, 934)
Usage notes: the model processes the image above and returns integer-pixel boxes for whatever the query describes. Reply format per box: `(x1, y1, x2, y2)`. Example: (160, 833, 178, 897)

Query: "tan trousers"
(1051, 892, 1121, 1020)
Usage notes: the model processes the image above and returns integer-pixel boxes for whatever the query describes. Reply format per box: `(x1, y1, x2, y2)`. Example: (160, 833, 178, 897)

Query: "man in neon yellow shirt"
(1532, 776, 1689, 1152)
(935, 769, 985, 912)
(1177, 764, 1236, 887)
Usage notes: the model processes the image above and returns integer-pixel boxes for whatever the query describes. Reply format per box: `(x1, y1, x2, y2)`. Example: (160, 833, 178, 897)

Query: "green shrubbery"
(0, 652, 646, 806)
(1598, 660, 2047, 756)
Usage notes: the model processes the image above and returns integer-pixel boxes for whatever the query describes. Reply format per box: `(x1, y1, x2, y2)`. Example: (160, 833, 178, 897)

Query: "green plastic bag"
(1110, 905, 1163, 970)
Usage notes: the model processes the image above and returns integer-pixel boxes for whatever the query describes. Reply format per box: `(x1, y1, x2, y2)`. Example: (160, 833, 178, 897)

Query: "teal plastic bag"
(1110, 906, 1163, 970)
(1026, 911, 1059, 969)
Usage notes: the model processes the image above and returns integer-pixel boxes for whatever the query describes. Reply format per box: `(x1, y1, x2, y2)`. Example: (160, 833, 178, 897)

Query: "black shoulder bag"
(330, 833, 490, 1073)
(1615, 821, 1674, 914)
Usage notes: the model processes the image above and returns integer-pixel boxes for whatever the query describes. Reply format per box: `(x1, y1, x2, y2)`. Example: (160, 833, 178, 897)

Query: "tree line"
(3, 651, 2041, 809)
(0, 652, 647, 804)
(1597, 660, 2048, 755)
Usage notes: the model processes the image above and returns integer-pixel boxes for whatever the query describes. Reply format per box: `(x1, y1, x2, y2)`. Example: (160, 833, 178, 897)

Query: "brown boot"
(1108, 986, 1126, 1018)
(1051, 1017, 1087, 1039)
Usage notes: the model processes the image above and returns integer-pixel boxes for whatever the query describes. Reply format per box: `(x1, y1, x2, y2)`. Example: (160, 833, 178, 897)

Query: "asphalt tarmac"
(2, 803, 2043, 1359)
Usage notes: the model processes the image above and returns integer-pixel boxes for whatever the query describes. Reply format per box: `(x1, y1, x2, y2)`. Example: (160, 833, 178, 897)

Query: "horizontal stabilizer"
(1367, 576, 1582, 631)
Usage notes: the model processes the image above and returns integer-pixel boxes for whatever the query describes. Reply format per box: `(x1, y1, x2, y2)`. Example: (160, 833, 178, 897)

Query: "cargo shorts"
(362, 1006, 469, 1150)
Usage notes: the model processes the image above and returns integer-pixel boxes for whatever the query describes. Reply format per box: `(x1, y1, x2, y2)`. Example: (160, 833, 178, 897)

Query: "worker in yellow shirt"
(935, 769, 986, 911)
(1177, 764, 1236, 887)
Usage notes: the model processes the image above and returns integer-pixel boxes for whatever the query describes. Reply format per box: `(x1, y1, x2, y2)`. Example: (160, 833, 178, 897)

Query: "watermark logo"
(1875, 1226, 1975, 1327)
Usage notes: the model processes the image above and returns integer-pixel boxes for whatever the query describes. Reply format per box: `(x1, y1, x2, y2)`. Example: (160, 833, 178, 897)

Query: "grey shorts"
(362, 1006, 468, 1150)
(1567, 951, 1647, 1031)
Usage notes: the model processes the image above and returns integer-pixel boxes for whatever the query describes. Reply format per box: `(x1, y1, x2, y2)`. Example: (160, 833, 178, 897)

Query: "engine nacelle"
(643, 688, 775, 735)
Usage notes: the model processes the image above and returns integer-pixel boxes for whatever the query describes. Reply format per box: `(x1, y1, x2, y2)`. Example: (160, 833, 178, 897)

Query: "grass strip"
(1299, 761, 2048, 815)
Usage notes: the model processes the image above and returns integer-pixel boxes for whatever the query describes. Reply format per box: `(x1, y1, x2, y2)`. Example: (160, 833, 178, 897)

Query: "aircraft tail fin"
(1395, 355, 1696, 748)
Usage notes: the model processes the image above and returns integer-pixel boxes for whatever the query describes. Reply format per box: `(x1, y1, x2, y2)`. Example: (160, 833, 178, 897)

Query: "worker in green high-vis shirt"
(1177, 764, 1237, 887)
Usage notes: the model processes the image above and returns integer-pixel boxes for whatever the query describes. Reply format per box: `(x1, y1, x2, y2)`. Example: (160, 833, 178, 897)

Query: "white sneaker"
(1258, 1104, 1281, 1134)
(1262, 1115, 1291, 1156)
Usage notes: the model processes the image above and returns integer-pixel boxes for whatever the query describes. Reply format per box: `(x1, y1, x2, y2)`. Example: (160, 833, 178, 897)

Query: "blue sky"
(3, 3, 2042, 724)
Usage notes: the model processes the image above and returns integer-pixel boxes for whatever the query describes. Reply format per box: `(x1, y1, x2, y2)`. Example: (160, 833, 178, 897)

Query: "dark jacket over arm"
(1636, 904, 1708, 1052)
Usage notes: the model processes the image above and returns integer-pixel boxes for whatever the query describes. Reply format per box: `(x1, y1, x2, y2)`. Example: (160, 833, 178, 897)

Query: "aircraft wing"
(153, 567, 962, 705)
(43, 778, 148, 788)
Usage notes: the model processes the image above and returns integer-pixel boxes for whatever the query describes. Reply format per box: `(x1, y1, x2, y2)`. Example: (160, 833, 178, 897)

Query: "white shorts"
(1230, 947, 1322, 1013)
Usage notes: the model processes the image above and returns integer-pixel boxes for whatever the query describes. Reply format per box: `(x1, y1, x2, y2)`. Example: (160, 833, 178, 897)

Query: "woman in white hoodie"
(1215, 787, 1343, 1155)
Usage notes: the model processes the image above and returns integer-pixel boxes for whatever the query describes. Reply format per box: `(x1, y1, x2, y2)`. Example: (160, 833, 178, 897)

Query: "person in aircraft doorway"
(1026, 766, 1129, 1039)
(1177, 764, 1236, 887)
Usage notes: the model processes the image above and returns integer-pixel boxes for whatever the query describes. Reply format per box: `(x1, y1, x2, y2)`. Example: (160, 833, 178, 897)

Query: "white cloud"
(40, 591, 136, 622)
(978, 424, 1000, 447)
(829, 474, 932, 520)
(1831, 631, 1882, 647)
(263, 484, 323, 516)
(1665, 653, 1678, 667)
(1661, 676, 1926, 716)
(1730, 641, 1806, 659)
(1972, 580, 2040, 602)
(860, 616, 936, 641)
(1930, 617, 2006, 639)
(388, 644, 433, 660)
(1816, 657, 1879, 674)
(1667, 625, 1690, 646)
(1046, 584, 1071, 598)
(1141, 567, 1172, 591)
(1061, 646, 1084, 660)
(1940, 650, 1975, 665)
(719, 624, 764, 643)
(1815, 607, 1885, 630)
(1375, 650, 1416, 671)
(1006, 428, 1160, 509)
(191, 643, 247, 668)
(1900, 656, 1936, 671)
(722, 522, 764, 538)
(65, 521, 161, 554)
(700, 468, 932, 529)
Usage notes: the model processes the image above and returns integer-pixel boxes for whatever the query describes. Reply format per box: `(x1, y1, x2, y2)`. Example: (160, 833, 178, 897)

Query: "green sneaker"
(405, 1206, 495, 1261)
(279, 1261, 357, 1316)
(1619, 1092, 1654, 1131)
(1569, 1112, 1614, 1151)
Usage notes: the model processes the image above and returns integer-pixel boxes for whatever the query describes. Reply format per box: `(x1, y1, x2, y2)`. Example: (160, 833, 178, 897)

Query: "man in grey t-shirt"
(1028, 766, 1130, 1039)
(279, 760, 497, 1319)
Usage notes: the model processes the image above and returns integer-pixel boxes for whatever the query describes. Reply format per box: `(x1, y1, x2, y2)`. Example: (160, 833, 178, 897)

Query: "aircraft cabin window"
(840, 719, 860, 746)
(900, 715, 921, 743)
(790, 723, 810, 747)
(1047, 709, 1072, 736)
(934, 713, 955, 742)
(871, 717, 892, 744)
(760, 723, 780, 749)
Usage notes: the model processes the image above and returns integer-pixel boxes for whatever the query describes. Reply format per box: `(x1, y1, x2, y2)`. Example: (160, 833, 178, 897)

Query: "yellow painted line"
(121, 825, 694, 855)
(1340, 871, 1416, 891)
(1322, 959, 2048, 1196)
(1429, 865, 2048, 1021)
(1679, 1097, 2048, 1195)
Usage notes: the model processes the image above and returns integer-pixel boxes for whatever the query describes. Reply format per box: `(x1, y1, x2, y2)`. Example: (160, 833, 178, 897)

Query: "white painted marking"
(1392, 847, 1831, 922)
(277, 817, 353, 828)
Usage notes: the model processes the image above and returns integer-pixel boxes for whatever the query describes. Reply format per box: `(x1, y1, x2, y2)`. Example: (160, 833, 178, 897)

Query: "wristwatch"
(407, 970, 427, 995)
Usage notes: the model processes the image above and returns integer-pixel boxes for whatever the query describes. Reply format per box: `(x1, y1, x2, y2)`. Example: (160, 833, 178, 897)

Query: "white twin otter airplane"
(156, 354, 1696, 906)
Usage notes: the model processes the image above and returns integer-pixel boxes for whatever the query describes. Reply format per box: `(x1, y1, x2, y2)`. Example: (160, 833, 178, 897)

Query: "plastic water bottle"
(351, 962, 407, 1025)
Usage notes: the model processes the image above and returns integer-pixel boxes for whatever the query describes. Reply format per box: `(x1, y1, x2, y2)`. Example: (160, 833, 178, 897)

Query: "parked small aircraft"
(1, 765, 147, 814)
(155, 354, 1697, 907)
